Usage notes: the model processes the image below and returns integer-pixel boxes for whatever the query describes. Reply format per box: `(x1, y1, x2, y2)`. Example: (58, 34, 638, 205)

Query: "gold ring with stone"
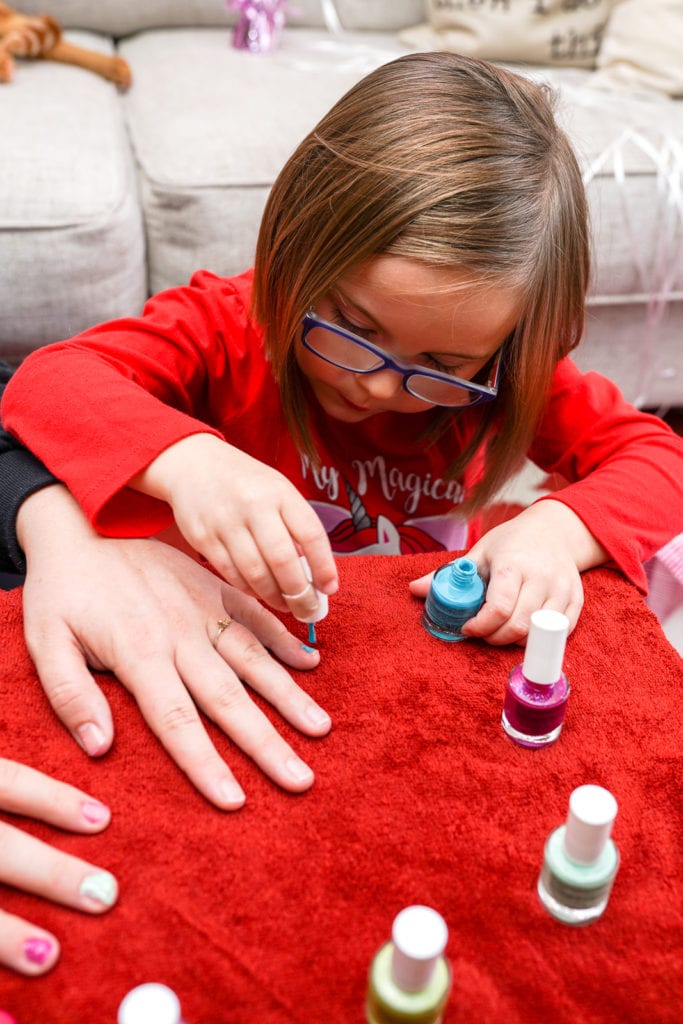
(212, 616, 232, 649)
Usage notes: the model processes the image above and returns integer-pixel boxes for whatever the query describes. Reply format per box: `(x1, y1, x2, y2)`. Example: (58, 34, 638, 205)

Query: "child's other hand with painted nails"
(410, 501, 607, 646)
(130, 432, 339, 616)
(0, 759, 117, 976)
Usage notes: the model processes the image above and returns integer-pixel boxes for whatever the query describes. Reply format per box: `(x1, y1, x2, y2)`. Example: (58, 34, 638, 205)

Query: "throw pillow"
(400, 0, 616, 69)
(590, 0, 683, 97)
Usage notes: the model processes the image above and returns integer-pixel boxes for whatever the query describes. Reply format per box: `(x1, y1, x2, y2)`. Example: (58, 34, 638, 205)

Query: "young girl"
(4, 52, 682, 653)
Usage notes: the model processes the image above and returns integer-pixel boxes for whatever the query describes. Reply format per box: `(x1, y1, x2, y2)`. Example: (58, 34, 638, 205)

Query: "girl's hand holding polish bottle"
(411, 500, 607, 646)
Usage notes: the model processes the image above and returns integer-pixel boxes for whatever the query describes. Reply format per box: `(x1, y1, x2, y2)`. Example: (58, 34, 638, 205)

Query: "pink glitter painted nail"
(23, 937, 53, 965)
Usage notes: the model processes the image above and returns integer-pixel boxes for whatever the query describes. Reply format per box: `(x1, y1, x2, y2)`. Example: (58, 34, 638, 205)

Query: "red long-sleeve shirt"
(4, 269, 682, 591)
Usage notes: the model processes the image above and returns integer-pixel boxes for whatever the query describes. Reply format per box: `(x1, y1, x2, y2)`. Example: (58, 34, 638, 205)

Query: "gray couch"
(2, 0, 682, 409)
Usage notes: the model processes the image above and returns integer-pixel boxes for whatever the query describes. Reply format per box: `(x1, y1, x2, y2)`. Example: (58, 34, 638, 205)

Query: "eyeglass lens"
(303, 324, 482, 407)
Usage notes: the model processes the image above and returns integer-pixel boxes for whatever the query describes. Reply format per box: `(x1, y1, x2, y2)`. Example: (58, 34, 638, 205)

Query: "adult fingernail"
(216, 778, 246, 809)
(306, 704, 331, 728)
(286, 757, 313, 783)
(23, 937, 54, 965)
(75, 722, 107, 757)
(81, 799, 110, 825)
(300, 644, 317, 654)
(80, 870, 118, 909)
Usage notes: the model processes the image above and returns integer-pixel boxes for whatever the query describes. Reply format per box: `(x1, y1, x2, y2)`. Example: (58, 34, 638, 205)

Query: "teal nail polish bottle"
(366, 906, 452, 1024)
(538, 785, 620, 926)
(422, 557, 485, 642)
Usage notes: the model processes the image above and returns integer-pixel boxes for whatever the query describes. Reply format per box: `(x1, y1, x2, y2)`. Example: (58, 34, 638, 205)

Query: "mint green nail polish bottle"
(366, 905, 452, 1024)
(538, 785, 620, 926)
(118, 983, 185, 1024)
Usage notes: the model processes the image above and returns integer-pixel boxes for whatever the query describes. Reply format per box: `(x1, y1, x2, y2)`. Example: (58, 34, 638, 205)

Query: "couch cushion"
(120, 27, 411, 293)
(0, 31, 146, 360)
(591, 0, 683, 98)
(13, 0, 424, 36)
(122, 28, 683, 306)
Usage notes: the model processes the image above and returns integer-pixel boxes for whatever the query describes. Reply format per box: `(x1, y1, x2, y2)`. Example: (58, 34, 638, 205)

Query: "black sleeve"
(0, 361, 59, 573)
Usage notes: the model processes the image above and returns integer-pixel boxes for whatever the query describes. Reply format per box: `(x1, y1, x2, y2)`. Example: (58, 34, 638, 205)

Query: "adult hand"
(0, 759, 116, 976)
(130, 433, 339, 619)
(17, 486, 332, 810)
(409, 500, 606, 645)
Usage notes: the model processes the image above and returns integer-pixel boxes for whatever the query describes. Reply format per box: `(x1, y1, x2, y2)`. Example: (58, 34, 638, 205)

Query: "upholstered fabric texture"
(591, 0, 683, 97)
(400, 0, 615, 68)
(0, 554, 681, 1022)
(119, 27, 411, 292)
(0, 29, 145, 355)
(13, 0, 425, 35)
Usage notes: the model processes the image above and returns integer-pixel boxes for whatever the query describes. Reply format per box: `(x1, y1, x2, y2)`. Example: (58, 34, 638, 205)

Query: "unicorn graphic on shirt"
(310, 479, 463, 556)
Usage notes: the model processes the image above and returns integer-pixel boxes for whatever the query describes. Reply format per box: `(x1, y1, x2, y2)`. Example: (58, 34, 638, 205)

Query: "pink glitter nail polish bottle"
(501, 609, 571, 748)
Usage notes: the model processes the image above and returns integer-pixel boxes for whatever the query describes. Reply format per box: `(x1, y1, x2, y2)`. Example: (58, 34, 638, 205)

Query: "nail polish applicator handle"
(293, 555, 329, 624)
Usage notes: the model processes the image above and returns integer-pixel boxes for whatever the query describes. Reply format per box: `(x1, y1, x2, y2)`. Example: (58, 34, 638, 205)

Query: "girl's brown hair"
(252, 51, 590, 513)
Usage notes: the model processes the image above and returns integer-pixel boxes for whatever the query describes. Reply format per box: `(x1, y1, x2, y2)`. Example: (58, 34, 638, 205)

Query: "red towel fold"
(0, 553, 681, 1023)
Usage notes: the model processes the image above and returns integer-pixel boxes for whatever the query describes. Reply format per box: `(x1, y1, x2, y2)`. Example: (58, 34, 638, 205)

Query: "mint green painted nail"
(80, 870, 117, 907)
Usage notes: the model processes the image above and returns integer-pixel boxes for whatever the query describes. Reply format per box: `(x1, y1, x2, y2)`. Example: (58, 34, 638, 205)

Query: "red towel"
(0, 553, 681, 1023)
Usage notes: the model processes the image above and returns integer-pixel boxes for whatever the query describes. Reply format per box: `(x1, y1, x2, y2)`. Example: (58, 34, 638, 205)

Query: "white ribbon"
(319, 0, 343, 35)
(582, 129, 683, 409)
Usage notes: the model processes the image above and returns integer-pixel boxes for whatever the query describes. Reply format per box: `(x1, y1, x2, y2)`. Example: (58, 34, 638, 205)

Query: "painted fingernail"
(306, 704, 330, 728)
(24, 937, 53, 965)
(286, 756, 313, 783)
(80, 870, 118, 908)
(75, 722, 107, 757)
(81, 799, 110, 824)
(300, 644, 316, 654)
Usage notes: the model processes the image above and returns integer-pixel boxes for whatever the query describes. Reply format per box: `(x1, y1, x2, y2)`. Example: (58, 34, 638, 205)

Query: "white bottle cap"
(390, 905, 448, 993)
(522, 609, 569, 684)
(118, 983, 182, 1024)
(297, 555, 329, 624)
(563, 785, 618, 865)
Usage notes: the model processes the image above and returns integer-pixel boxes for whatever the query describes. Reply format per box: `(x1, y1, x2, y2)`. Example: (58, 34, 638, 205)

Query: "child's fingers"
(220, 585, 322, 670)
(408, 570, 435, 598)
(461, 566, 530, 644)
(0, 759, 110, 832)
(0, 909, 59, 976)
(463, 573, 582, 646)
(218, 516, 319, 617)
(23, 623, 114, 758)
(284, 505, 338, 599)
(229, 525, 293, 612)
(0, 821, 117, 914)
